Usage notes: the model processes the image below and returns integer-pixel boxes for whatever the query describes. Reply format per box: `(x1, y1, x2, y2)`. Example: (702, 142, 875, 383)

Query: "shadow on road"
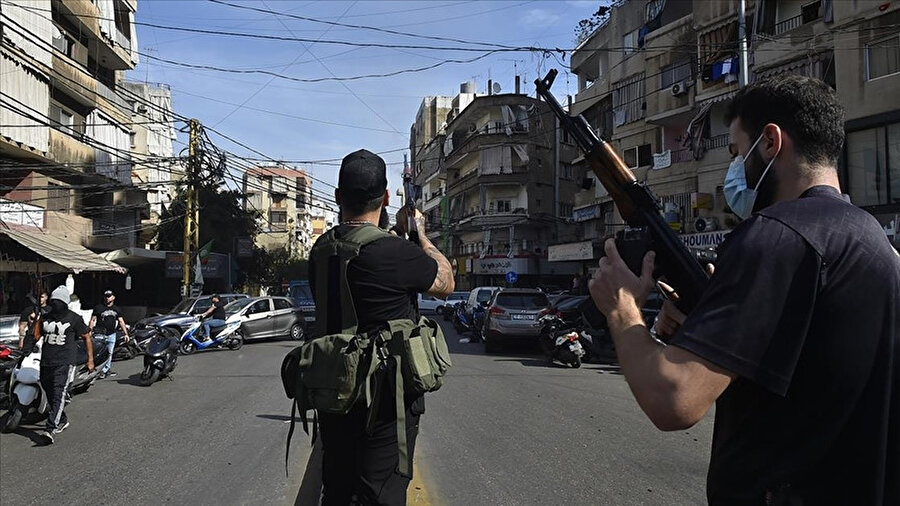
(115, 373, 145, 387)
(256, 414, 293, 422)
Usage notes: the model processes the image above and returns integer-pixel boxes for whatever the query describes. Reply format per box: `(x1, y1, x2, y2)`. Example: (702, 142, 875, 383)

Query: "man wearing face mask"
(589, 75, 899, 505)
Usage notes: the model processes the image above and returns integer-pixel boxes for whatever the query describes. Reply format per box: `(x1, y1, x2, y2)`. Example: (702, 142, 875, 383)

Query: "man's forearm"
(420, 235, 455, 296)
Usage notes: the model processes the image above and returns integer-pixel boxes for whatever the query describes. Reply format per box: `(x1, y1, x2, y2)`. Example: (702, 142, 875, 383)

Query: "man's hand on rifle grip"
(588, 238, 656, 320)
(654, 263, 715, 339)
(395, 207, 427, 238)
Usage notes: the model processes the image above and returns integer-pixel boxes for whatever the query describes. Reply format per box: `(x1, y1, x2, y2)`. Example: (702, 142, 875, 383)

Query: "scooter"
(470, 304, 487, 342)
(2, 340, 48, 432)
(453, 304, 475, 334)
(538, 314, 585, 368)
(178, 316, 243, 355)
(69, 336, 109, 395)
(0, 344, 24, 410)
(111, 327, 147, 362)
(139, 326, 179, 387)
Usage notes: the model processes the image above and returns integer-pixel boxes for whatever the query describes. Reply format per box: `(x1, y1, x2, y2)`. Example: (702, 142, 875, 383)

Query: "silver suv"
(482, 288, 550, 353)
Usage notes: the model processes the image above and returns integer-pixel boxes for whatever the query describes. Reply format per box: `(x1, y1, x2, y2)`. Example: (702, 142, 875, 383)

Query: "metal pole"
(182, 119, 200, 296)
(738, 0, 749, 86)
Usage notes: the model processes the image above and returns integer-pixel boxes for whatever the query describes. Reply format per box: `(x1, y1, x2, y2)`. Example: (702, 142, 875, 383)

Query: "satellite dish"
(492, 82, 502, 94)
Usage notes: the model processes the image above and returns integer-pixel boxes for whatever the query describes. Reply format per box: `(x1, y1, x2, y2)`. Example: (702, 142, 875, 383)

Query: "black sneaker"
(106, 371, 118, 378)
(41, 430, 54, 445)
(98, 372, 108, 380)
(52, 421, 70, 434)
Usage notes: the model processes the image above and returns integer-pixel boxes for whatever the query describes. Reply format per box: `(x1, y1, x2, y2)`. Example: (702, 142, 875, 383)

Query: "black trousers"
(318, 387, 424, 506)
(39, 363, 74, 431)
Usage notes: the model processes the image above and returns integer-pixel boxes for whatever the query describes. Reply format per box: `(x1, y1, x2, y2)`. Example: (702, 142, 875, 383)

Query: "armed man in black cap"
(308, 149, 454, 505)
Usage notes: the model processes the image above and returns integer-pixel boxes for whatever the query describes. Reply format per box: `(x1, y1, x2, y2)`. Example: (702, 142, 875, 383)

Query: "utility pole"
(738, 0, 749, 86)
(182, 119, 200, 296)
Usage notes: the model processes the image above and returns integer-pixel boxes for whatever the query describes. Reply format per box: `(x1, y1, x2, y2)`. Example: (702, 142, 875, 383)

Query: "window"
(270, 210, 287, 231)
(560, 163, 575, 180)
(47, 183, 70, 213)
(660, 60, 693, 89)
(250, 300, 270, 314)
(612, 73, 645, 125)
(867, 35, 900, 81)
(49, 103, 74, 133)
(646, 0, 665, 21)
(495, 200, 511, 213)
(559, 203, 574, 218)
(623, 144, 653, 168)
(274, 298, 293, 310)
(845, 123, 900, 206)
(623, 29, 639, 56)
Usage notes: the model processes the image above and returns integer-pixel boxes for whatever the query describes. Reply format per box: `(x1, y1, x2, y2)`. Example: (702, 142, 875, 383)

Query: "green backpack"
(280, 224, 452, 477)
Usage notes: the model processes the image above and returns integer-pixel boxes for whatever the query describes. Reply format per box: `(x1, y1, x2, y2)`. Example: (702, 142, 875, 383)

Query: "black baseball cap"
(338, 149, 388, 201)
(104, 290, 114, 297)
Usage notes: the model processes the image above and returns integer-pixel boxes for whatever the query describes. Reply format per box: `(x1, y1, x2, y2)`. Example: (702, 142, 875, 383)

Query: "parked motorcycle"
(70, 336, 109, 395)
(470, 304, 487, 342)
(139, 326, 179, 386)
(453, 303, 475, 334)
(538, 314, 585, 368)
(0, 344, 24, 410)
(178, 316, 243, 355)
(111, 327, 149, 362)
(2, 340, 47, 432)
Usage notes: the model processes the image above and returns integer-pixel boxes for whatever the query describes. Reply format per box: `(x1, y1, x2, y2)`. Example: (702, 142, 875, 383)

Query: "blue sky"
(130, 1, 604, 204)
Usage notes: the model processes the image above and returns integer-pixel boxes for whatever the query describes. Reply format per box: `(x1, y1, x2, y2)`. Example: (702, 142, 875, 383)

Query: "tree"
(155, 159, 264, 285)
(574, 5, 611, 46)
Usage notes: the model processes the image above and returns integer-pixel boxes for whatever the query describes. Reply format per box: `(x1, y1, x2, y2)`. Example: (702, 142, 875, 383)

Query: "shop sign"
(679, 230, 730, 249)
(165, 252, 228, 279)
(0, 199, 44, 228)
(473, 257, 530, 275)
(548, 241, 594, 262)
(573, 204, 601, 223)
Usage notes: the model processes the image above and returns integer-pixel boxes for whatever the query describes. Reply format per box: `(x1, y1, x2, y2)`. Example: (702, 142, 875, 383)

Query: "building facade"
(1, 0, 146, 311)
(566, 0, 899, 275)
(242, 165, 313, 258)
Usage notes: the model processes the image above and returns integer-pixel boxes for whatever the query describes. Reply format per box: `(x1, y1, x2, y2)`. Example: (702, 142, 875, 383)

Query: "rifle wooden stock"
(536, 69, 709, 312)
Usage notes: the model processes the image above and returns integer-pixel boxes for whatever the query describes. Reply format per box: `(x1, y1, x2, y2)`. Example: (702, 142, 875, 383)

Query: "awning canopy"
(101, 247, 166, 268)
(1, 227, 127, 273)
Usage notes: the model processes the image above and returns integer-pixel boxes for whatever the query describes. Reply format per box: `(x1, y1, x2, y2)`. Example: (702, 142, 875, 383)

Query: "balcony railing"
(772, 15, 802, 35)
(703, 133, 730, 150)
(671, 148, 695, 164)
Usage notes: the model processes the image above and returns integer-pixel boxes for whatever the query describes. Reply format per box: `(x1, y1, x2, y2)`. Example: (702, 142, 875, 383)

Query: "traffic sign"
(506, 271, 518, 284)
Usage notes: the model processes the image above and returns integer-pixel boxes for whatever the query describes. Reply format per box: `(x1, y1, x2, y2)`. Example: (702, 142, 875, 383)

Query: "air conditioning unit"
(136, 104, 148, 114)
(694, 217, 719, 232)
(671, 80, 689, 97)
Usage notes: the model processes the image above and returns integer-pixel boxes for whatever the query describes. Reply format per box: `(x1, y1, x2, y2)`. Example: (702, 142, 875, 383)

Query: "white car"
(417, 294, 443, 314)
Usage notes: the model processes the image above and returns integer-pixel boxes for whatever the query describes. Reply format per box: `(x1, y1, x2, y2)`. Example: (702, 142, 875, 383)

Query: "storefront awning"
(101, 247, 166, 268)
(1, 227, 126, 273)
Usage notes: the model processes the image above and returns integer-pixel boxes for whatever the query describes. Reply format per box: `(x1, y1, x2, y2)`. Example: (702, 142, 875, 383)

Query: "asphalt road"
(0, 319, 713, 505)
(415, 318, 714, 506)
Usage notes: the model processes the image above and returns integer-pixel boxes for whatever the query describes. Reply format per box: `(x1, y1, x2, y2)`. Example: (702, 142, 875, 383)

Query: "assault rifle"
(535, 69, 709, 313)
(402, 160, 421, 245)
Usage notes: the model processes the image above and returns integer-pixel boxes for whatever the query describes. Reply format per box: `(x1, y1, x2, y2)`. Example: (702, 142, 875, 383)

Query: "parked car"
(132, 293, 249, 337)
(224, 296, 305, 341)
(0, 315, 20, 345)
(439, 291, 469, 320)
(481, 288, 550, 353)
(548, 295, 589, 324)
(288, 280, 316, 326)
(465, 286, 500, 317)
(417, 294, 443, 314)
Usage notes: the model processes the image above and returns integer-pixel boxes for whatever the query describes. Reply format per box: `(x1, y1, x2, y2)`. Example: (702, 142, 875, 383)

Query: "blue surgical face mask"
(723, 133, 778, 219)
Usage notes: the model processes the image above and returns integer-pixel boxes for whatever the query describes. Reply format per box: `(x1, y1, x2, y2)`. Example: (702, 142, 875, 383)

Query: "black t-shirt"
(309, 225, 439, 335)
(19, 305, 36, 324)
(670, 187, 900, 505)
(92, 304, 123, 334)
(210, 300, 226, 320)
(40, 309, 90, 367)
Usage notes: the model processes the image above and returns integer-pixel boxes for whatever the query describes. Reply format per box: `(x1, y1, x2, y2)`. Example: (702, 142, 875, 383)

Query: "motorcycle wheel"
(139, 366, 160, 387)
(289, 323, 304, 341)
(179, 341, 197, 355)
(571, 356, 582, 369)
(2, 400, 24, 433)
(227, 334, 244, 351)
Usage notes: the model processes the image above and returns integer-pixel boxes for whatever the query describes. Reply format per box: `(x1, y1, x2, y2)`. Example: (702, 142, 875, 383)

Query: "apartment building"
(122, 80, 182, 248)
(308, 198, 336, 247)
(242, 165, 313, 258)
(567, 0, 899, 270)
(1, 0, 143, 305)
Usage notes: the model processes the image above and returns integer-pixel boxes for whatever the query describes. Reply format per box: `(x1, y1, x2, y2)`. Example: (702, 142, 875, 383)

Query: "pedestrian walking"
(308, 149, 455, 505)
(89, 289, 130, 379)
(588, 75, 899, 504)
(37, 286, 93, 444)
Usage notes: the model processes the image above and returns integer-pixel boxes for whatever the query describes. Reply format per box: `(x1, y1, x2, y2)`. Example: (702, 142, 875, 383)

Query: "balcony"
(447, 166, 529, 195)
(758, 1, 822, 36)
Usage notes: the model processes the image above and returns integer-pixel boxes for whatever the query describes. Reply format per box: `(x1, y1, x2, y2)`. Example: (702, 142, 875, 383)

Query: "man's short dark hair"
(725, 75, 845, 167)
(341, 194, 383, 216)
